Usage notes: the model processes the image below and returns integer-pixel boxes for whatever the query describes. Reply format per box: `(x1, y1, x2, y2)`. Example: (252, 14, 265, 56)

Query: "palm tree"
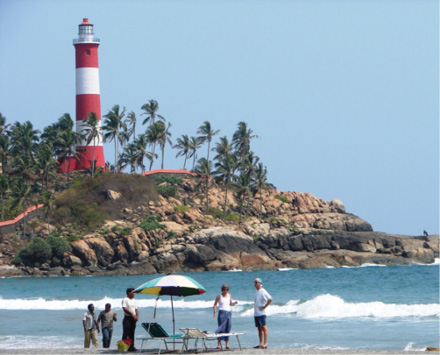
(145, 122, 161, 171)
(214, 153, 237, 217)
(81, 112, 101, 176)
(141, 99, 165, 126)
(0, 134, 10, 174)
(157, 122, 172, 170)
(197, 121, 220, 161)
(254, 163, 274, 218)
(36, 143, 59, 190)
(195, 157, 213, 212)
(189, 136, 201, 171)
(118, 143, 138, 173)
(0, 174, 8, 221)
(9, 121, 40, 163)
(233, 172, 252, 223)
(55, 129, 85, 182)
(173, 134, 191, 170)
(0, 113, 10, 135)
(9, 177, 33, 237)
(102, 105, 126, 173)
(125, 111, 137, 142)
(40, 190, 54, 233)
(232, 121, 259, 159)
(213, 136, 231, 161)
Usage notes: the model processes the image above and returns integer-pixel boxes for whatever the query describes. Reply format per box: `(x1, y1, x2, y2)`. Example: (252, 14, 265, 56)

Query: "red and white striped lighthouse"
(73, 18, 105, 170)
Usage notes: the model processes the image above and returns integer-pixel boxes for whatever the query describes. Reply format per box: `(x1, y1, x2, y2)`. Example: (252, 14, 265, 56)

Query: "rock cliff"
(0, 176, 438, 277)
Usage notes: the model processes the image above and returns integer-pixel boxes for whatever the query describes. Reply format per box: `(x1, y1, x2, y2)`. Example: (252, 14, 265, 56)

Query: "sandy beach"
(0, 348, 430, 355)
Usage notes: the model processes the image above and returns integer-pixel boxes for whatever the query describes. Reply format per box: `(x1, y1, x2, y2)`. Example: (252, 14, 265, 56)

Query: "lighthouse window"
(86, 49, 90, 55)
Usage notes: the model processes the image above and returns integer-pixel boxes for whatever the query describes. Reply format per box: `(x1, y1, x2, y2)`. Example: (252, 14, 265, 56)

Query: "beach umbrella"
(134, 274, 207, 336)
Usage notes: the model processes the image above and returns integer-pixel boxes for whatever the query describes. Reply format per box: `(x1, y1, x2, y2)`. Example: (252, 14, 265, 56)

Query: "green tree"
(195, 157, 213, 212)
(197, 121, 220, 161)
(0, 174, 8, 221)
(254, 163, 274, 218)
(55, 128, 85, 183)
(173, 134, 191, 170)
(214, 153, 237, 217)
(189, 136, 201, 171)
(81, 112, 101, 176)
(213, 136, 232, 161)
(232, 121, 259, 159)
(9, 177, 33, 237)
(36, 143, 59, 190)
(125, 111, 137, 142)
(141, 99, 165, 126)
(102, 105, 126, 173)
(157, 122, 172, 170)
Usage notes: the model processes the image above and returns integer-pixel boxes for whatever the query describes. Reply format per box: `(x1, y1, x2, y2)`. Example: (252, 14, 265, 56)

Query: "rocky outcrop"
(1, 177, 438, 277)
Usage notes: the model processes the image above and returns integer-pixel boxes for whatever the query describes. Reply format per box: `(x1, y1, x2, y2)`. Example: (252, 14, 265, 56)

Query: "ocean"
(0, 261, 438, 352)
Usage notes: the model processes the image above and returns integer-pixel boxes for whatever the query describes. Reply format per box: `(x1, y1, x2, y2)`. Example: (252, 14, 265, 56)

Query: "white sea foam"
(240, 294, 440, 319)
(0, 296, 253, 311)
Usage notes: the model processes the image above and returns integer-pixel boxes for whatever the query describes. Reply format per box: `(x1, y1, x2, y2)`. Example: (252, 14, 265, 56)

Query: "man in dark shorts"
(253, 278, 273, 349)
(122, 288, 139, 352)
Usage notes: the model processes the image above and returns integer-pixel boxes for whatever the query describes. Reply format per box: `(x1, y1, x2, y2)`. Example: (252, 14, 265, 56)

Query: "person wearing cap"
(122, 288, 139, 352)
(253, 278, 272, 349)
(213, 284, 238, 349)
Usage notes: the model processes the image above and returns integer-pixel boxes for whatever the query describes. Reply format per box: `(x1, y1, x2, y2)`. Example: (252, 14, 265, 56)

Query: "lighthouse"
(73, 18, 105, 170)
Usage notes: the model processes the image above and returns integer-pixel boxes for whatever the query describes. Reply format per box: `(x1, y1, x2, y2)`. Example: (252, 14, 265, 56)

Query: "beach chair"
(179, 327, 245, 352)
(137, 322, 184, 354)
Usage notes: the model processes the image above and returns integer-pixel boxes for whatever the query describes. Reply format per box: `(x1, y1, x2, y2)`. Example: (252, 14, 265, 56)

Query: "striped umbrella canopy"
(134, 274, 207, 297)
(134, 274, 207, 336)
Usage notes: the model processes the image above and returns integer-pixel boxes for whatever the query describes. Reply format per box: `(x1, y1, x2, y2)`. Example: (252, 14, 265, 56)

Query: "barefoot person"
(98, 303, 117, 348)
(83, 303, 99, 349)
(253, 278, 272, 349)
(213, 284, 238, 349)
(122, 288, 139, 352)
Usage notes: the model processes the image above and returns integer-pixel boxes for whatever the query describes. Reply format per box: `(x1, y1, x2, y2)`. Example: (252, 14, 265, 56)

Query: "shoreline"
(0, 349, 429, 355)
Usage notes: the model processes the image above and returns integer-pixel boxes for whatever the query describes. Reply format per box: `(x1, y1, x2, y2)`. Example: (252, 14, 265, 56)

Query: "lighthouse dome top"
(73, 17, 100, 44)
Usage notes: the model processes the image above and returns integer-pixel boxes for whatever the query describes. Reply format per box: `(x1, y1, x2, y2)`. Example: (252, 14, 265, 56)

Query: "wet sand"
(0, 348, 429, 355)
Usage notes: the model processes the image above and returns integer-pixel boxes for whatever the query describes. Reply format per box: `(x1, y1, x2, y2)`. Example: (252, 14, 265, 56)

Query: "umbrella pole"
(171, 295, 175, 349)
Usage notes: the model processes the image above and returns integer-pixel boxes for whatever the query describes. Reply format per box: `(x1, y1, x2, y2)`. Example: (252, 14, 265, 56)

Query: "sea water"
(0, 261, 438, 351)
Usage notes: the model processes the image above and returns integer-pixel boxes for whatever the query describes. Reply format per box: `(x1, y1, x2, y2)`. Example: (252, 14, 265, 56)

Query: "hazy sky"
(0, 0, 438, 236)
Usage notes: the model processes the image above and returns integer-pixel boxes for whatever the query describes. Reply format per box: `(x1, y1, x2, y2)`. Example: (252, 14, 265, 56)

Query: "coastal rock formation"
(0, 176, 438, 277)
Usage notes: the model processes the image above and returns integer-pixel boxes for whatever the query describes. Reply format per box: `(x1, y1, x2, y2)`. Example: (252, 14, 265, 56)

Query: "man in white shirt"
(122, 288, 139, 352)
(253, 278, 272, 349)
(82, 303, 99, 349)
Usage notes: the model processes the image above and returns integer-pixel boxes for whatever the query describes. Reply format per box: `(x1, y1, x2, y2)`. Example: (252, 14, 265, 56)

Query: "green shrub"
(275, 194, 287, 203)
(174, 205, 189, 214)
(155, 185, 177, 198)
(66, 234, 82, 243)
(47, 235, 71, 259)
(13, 237, 52, 267)
(167, 231, 177, 239)
(140, 216, 165, 232)
(120, 227, 132, 237)
(111, 226, 119, 233)
(152, 176, 182, 185)
(207, 207, 240, 222)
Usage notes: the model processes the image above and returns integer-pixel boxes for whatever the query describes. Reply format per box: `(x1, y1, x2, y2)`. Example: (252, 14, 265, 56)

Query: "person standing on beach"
(82, 303, 99, 349)
(122, 288, 139, 352)
(253, 278, 272, 349)
(213, 284, 238, 349)
(97, 303, 117, 348)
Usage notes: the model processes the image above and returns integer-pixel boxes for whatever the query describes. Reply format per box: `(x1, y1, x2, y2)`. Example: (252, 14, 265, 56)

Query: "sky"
(0, 0, 438, 236)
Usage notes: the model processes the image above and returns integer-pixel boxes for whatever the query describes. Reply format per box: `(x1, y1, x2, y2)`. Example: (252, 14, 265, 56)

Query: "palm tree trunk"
(223, 184, 228, 218)
(161, 145, 165, 169)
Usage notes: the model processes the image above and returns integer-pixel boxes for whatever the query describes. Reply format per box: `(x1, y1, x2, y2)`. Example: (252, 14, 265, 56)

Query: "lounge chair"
(137, 322, 184, 354)
(179, 327, 245, 352)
